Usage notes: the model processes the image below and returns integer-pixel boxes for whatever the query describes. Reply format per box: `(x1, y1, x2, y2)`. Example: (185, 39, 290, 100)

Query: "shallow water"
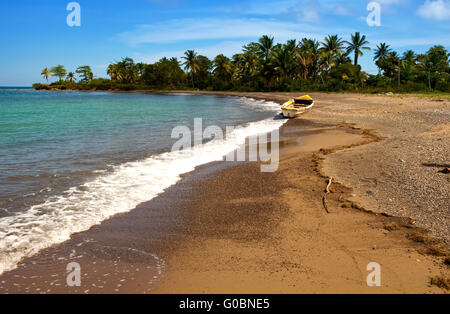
(0, 90, 284, 274)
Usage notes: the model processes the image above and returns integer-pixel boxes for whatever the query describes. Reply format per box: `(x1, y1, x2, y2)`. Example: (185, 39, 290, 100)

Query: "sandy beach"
(0, 92, 448, 294)
(171, 91, 450, 241)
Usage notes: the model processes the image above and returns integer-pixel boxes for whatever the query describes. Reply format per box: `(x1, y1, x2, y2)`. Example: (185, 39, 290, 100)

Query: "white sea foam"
(0, 98, 285, 275)
(236, 97, 282, 112)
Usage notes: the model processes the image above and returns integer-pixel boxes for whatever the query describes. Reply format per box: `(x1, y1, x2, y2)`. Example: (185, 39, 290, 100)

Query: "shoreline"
(0, 92, 281, 278)
(0, 92, 448, 293)
(166, 91, 450, 242)
(155, 118, 448, 293)
(28, 87, 450, 102)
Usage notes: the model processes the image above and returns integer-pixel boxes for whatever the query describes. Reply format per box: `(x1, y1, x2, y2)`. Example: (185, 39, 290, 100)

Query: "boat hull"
(281, 102, 314, 118)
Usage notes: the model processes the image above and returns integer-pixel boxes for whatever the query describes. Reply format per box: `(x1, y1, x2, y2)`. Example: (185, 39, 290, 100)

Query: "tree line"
(40, 65, 94, 83)
(34, 33, 449, 92)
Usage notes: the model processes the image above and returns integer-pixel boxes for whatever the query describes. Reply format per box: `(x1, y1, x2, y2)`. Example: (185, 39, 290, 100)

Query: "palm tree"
(297, 38, 321, 80)
(299, 38, 320, 53)
(136, 62, 146, 81)
(118, 58, 137, 84)
(231, 51, 259, 84)
(400, 50, 417, 82)
(416, 46, 448, 90)
(321, 35, 345, 56)
(374, 43, 392, 74)
(319, 51, 336, 77)
(416, 54, 433, 90)
(374, 43, 391, 62)
(241, 51, 258, 78)
(256, 35, 275, 61)
(319, 35, 344, 77)
(107, 64, 122, 81)
(50, 65, 67, 82)
(285, 39, 297, 51)
(297, 50, 313, 80)
(335, 50, 352, 65)
(76, 66, 94, 83)
(213, 54, 232, 80)
(182, 50, 200, 88)
(402, 50, 416, 64)
(107, 58, 137, 83)
(345, 32, 371, 66)
(41, 68, 51, 82)
(66, 72, 75, 82)
(272, 44, 296, 80)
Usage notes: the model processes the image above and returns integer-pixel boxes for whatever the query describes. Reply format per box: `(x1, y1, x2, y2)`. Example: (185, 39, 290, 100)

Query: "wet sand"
(167, 91, 450, 241)
(0, 92, 448, 294)
(154, 119, 448, 293)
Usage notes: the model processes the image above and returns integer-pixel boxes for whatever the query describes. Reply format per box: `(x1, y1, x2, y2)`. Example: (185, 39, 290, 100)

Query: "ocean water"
(0, 89, 284, 274)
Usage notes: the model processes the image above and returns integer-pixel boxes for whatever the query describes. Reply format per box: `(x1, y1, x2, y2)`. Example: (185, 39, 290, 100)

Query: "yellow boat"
(281, 95, 314, 118)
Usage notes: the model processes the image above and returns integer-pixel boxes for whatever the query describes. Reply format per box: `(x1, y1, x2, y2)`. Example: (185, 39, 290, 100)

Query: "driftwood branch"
(322, 177, 333, 214)
(325, 177, 333, 194)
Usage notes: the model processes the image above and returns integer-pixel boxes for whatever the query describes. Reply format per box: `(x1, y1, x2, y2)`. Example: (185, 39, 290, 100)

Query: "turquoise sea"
(0, 89, 284, 274)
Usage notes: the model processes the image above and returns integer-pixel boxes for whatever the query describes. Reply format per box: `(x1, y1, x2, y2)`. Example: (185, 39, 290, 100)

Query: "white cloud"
(333, 3, 353, 16)
(377, 0, 408, 5)
(372, 0, 410, 13)
(296, 0, 321, 22)
(115, 17, 350, 46)
(417, 0, 450, 20)
(239, 0, 298, 15)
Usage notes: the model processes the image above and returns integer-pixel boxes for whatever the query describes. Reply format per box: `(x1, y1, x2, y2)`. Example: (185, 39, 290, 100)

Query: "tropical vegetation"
(34, 33, 450, 93)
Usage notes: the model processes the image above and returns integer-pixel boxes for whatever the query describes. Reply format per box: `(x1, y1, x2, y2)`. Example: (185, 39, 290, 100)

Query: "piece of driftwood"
(325, 177, 333, 193)
(322, 177, 333, 214)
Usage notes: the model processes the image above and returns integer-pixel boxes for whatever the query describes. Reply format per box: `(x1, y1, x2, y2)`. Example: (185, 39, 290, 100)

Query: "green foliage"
(49, 80, 79, 90)
(107, 58, 139, 84)
(142, 57, 186, 88)
(212, 54, 233, 90)
(377, 52, 401, 78)
(66, 72, 76, 82)
(50, 65, 67, 82)
(194, 55, 213, 90)
(76, 66, 93, 82)
(41, 68, 51, 82)
(33, 83, 50, 90)
(345, 32, 371, 66)
(36, 34, 450, 93)
(182, 50, 201, 88)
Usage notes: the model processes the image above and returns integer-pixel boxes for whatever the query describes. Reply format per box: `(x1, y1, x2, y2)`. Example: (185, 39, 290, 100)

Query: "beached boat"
(281, 95, 315, 118)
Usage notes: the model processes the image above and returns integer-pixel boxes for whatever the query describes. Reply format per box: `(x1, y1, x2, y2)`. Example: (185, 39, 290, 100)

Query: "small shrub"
(430, 276, 450, 290)
(444, 257, 450, 266)
(32, 83, 50, 90)
(407, 232, 438, 244)
(384, 222, 401, 231)
(421, 244, 449, 257)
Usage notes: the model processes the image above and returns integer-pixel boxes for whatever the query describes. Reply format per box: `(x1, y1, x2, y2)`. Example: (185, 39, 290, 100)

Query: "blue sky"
(0, 0, 449, 86)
